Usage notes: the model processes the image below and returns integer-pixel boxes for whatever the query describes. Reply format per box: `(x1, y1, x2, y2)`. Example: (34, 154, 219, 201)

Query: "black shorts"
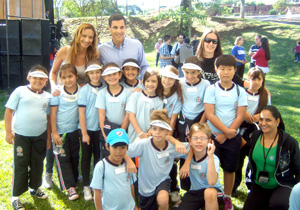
(212, 133, 242, 172)
(139, 179, 171, 210)
(175, 188, 223, 210)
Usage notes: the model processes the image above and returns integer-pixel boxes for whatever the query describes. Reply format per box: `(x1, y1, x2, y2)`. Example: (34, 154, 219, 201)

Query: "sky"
(118, 0, 181, 10)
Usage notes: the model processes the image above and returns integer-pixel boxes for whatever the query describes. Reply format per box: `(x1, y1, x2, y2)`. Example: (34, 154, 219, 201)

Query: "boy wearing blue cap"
(90, 128, 138, 210)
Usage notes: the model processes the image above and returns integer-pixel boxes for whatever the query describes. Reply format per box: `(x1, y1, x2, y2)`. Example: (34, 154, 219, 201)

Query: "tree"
(240, 0, 245, 18)
(273, 0, 289, 11)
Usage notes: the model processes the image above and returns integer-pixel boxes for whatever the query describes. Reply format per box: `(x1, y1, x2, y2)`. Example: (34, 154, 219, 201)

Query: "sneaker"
(83, 186, 93, 201)
(12, 199, 25, 210)
(170, 191, 181, 202)
(30, 188, 48, 199)
(68, 187, 79, 201)
(43, 172, 53, 189)
(294, 60, 298, 63)
(223, 197, 234, 210)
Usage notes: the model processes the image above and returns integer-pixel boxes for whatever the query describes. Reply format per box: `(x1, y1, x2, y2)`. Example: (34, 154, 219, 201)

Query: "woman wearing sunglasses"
(195, 28, 248, 87)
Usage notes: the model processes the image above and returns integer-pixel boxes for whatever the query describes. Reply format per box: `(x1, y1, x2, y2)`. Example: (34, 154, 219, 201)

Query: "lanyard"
(262, 132, 278, 170)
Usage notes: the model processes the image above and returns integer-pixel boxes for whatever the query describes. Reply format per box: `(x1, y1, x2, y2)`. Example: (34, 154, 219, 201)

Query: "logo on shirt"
(235, 101, 238, 108)
(169, 104, 174, 109)
(150, 108, 155, 113)
(16, 146, 23, 156)
(196, 97, 201, 103)
(165, 157, 170, 164)
(200, 173, 206, 178)
(42, 103, 47, 109)
(126, 174, 130, 182)
(121, 102, 125, 108)
(269, 155, 274, 161)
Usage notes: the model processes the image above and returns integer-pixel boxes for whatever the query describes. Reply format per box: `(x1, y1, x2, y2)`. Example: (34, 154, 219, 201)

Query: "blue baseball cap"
(106, 128, 129, 146)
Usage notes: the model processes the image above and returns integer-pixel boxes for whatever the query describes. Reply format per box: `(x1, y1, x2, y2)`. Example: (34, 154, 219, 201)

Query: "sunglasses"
(204, 38, 219, 44)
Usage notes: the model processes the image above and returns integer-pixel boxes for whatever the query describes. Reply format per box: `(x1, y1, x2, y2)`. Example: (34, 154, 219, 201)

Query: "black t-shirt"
(200, 57, 244, 87)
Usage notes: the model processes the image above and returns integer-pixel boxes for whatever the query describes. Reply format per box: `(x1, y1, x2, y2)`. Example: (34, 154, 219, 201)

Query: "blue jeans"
(294, 52, 300, 61)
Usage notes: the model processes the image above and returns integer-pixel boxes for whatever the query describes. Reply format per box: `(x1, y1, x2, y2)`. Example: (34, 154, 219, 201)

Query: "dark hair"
(256, 34, 262, 39)
(261, 37, 271, 61)
(247, 67, 268, 114)
(110, 142, 128, 148)
(161, 66, 183, 103)
(164, 35, 171, 42)
(103, 62, 119, 70)
(195, 28, 222, 63)
(28, 64, 48, 75)
(261, 105, 285, 131)
(215, 55, 237, 69)
(143, 69, 163, 99)
(184, 37, 190, 44)
(298, 41, 300, 45)
(59, 63, 78, 78)
(122, 58, 139, 67)
(183, 56, 202, 79)
(179, 33, 186, 39)
(109, 13, 126, 27)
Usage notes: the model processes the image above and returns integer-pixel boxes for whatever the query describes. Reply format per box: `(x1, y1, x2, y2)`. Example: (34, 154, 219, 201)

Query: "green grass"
(1, 17, 300, 209)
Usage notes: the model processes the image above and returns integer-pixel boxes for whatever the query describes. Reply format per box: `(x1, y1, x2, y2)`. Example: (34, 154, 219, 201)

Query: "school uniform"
(126, 91, 163, 143)
(127, 138, 190, 209)
(90, 157, 137, 210)
(120, 80, 143, 92)
(204, 82, 247, 172)
(95, 85, 132, 136)
(163, 92, 182, 119)
(5, 86, 51, 196)
(177, 78, 210, 142)
(176, 154, 224, 210)
(78, 82, 106, 186)
(50, 84, 80, 190)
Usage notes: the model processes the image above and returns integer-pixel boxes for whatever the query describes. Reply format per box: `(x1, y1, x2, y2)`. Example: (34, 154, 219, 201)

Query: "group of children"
(5, 53, 270, 210)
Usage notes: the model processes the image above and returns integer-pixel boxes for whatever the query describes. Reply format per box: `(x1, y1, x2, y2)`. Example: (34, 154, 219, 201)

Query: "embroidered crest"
(16, 146, 23, 156)
(200, 173, 206, 178)
(169, 104, 174, 109)
(165, 157, 170, 164)
(42, 103, 47, 109)
(196, 97, 201, 102)
(121, 102, 125, 108)
(269, 155, 274, 161)
(116, 130, 123, 137)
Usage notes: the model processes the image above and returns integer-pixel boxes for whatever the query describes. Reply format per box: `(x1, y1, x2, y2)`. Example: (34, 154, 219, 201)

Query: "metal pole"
(5, 0, 10, 92)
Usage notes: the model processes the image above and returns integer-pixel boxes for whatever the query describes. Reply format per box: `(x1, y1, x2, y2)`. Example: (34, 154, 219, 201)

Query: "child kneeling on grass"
(90, 128, 139, 210)
(174, 123, 224, 210)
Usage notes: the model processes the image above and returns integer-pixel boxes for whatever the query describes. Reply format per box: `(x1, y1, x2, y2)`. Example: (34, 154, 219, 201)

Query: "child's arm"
(131, 184, 140, 210)
(128, 112, 148, 139)
(204, 104, 237, 143)
(199, 112, 207, 123)
(169, 113, 178, 136)
(179, 147, 194, 179)
(121, 112, 130, 130)
(47, 114, 51, 150)
(228, 106, 247, 132)
(50, 106, 62, 145)
(124, 154, 137, 173)
(4, 108, 14, 144)
(79, 107, 90, 145)
(166, 135, 187, 154)
(93, 189, 103, 210)
(206, 141, 218, 186)
(98, 109, 107, 141)
(245, 111, 254, 124)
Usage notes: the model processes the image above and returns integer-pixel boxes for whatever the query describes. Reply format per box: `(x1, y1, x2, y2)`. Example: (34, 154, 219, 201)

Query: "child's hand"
(126, 159, 137, 174)
(82, 133, 90, 145)
(47, 138, 51, 150)
(52, 133, 62, 145)
(214, 133, 227, 144)
(245, 112, 254, 124)
(175, 141, 187, 154)
(5, 132, 14, 144)
(132, 88, 142, 93)
(140, 133, 148, 139)
(51, 87, 61, 96)
(179, 163, 190, 178)
(207, 141, 215, 157)
(134, 205, 141, 210)
(252, 114, 260, 123)
(225, 128, 237, 139)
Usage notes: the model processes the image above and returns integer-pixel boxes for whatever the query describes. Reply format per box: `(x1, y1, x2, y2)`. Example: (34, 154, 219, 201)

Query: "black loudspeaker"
(0, 19, 21, 55)
(22, 55, 50, 83)
(21, 19, 50, 56)
(0, 55, 22, 89)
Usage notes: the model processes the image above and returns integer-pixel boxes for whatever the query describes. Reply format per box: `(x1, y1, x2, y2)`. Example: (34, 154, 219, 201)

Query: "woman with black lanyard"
(243, 105, 300, 210)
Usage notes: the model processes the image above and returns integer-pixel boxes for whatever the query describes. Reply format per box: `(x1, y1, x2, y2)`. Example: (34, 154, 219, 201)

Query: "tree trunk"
(240, 0, 245, 18)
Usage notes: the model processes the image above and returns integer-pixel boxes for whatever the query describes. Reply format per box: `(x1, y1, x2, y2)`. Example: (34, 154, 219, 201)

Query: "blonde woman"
(231, 36, 247, 78)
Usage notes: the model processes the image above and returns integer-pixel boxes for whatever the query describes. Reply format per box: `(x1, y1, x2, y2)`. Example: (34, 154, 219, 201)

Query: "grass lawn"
(0, 17, 299, 210)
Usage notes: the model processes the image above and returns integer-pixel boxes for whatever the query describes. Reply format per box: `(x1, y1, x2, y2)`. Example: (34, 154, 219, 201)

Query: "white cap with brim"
(160, 68, 179, 80)
(28, 71, 48, 78)
(182, 63, 202, 71)
(102, 67, 121, 76)
(150, 120, 172, 131)
(85, 64, 102, 73)
(122, 62, 141, 69)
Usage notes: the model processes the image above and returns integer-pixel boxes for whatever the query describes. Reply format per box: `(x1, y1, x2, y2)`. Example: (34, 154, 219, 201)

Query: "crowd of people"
(4, 13, 300, 210)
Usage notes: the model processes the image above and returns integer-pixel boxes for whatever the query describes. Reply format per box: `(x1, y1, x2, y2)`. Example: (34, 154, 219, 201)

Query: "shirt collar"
(109, 37, 127, 49)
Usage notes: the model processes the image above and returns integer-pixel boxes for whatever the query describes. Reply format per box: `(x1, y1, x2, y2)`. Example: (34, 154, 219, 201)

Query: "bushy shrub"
(269, 9, 278, 15)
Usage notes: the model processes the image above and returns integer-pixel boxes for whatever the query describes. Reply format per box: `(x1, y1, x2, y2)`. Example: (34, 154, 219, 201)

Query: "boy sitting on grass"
(90, 128, 139, 210)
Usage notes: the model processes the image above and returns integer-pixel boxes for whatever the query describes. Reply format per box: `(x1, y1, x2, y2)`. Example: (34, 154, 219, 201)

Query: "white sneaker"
(43, 172, 53, 189)
(294, 60, 298, 63)
(170, 191, 181, 202)
(83, 186, 93, 201)
(12, 198, 25, 210)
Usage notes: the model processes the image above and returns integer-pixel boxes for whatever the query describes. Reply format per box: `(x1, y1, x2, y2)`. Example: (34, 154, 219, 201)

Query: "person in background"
(191, 35, 199, 55)
(249, 34, 262, 68)
(171, 34, 186, 68)
(231, 36, 247, 78)
(175, 38, 194, 78)
(291, 41, 300, 63)
(155, 38, 163, 67)
(160, 35, 174, 68)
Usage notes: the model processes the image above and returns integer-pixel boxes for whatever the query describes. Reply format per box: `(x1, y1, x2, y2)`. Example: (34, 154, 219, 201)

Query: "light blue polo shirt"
(120, 80, 144, 92)
(126, 91, 163, 143)
(95, 85, 132, 125)
(90, 157, 137, 210)
(163, 92, 182, 118)
(204, 82, 247, 134)
(127, 138, 190, 197)
(50, 85, 80, 134)
(188, 154, 223, 191)
(180, 78, 210, 120)
(5, 86, 51, 136)
(245, 89, 271, 116)
(78, 83, 106, 131)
